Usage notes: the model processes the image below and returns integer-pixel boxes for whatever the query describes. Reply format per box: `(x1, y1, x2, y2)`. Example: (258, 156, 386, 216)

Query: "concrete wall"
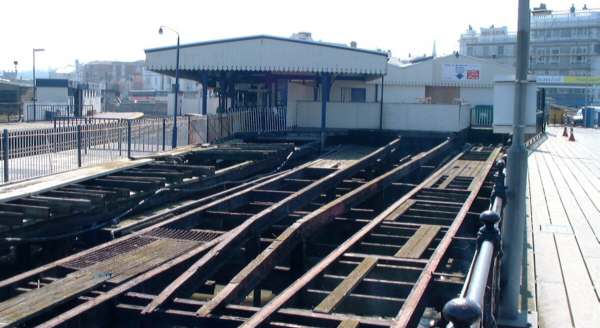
(330, 80, 378, 102)
(382, 85, 425, 103)
(382, 103, 470, 132)
(167, 93, 218, 115)
(460, 87, 493, 106)
(295, 101, 469, 132)
(287, 82, 314, 127)
(296, 101, 380, 129)
(37, 87, 69, 104)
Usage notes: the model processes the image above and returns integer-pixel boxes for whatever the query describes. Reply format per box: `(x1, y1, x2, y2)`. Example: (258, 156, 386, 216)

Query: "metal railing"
(443, 158, 506, 328)
(207, 107, 287, 142)
(0, 117, 201, 184)
(471, 105, 494, 128)
(0, 108, 285, 185)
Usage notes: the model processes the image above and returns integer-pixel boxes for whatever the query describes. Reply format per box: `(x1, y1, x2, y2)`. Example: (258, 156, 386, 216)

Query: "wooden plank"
(337, 319, 360, 328)
(314, 256, 377, 313)
(394, 225, 440, 259)
(142, 138, 404, 315)
(0, 158, 152, 203)
(383, 199, 415, 221)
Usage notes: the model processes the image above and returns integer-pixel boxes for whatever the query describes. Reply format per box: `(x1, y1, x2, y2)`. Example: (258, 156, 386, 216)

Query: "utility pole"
(498, 0, 530, 326)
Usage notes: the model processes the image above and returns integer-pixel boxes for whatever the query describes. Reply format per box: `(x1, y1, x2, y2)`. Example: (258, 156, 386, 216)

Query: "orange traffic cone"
(563, 126, 568, 137)
(569, 127, 576, 142)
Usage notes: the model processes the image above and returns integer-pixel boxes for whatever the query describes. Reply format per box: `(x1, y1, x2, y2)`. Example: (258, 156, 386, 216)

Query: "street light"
(32, 48, 45, 121)
(158, 25, 180, 148)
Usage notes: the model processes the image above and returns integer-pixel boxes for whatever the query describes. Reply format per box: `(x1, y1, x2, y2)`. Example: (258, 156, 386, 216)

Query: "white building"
(145, 34, 530, 135)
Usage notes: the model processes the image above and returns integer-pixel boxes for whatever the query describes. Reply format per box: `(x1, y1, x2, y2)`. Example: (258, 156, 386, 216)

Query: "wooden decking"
(527, 127, 600, 328)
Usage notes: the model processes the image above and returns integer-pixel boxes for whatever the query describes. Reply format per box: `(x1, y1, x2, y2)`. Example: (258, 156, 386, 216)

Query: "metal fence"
(0, 108, 286, 185)
(471, 105, 494, 128)
(0, 117, 200, 184)
(207, 107, 287, 142)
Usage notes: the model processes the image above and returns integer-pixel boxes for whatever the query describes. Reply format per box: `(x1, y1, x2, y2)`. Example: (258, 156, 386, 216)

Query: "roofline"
(145, 34, 388, 57)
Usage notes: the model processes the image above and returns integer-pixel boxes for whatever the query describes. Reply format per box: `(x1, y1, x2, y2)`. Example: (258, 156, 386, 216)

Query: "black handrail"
(443, 157, 506, 328)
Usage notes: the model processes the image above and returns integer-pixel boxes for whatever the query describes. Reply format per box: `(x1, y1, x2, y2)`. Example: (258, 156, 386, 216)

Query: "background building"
(459, 3, 600, 107)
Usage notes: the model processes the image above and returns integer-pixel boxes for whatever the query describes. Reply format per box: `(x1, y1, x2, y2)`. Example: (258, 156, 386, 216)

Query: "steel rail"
(140, 138, 403, 314)
(443, 159, 506, 328)
(392, 147, 501, 327)
(32, 138, 404, 327)
(196, 139, 453, 317)
(241, 142, 468, 328)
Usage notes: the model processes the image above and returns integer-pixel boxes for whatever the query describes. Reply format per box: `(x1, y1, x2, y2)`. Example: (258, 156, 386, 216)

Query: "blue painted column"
(320, 73, 331, 150)
(201, 72, 208, 115)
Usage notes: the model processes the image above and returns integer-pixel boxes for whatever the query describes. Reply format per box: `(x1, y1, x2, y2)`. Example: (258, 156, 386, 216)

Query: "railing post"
(76, 125, 82, 167)
(162, 118, 166, 151)
(127, 120, 132, 159)
(187, 115, 191, 145)
(2, 129, 9, 183)
(118, 124, 123, 156)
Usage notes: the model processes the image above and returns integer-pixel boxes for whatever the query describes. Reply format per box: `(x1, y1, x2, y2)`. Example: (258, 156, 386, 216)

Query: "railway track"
(0, 137, 502, 328)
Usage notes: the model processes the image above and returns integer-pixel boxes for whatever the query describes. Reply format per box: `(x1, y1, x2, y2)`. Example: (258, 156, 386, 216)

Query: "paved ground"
(527, 126, 600, 328)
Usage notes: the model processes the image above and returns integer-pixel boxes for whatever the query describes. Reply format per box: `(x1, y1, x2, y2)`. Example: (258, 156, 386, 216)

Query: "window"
(549, 48, 560, 64)
(341, 87, 367, 103)
(535, 48, 546, 64)
(351, 88, 366, 103)
(467, 46, 473, 56)
(498, 45, 504, 56)
(483, 46, 490, 57)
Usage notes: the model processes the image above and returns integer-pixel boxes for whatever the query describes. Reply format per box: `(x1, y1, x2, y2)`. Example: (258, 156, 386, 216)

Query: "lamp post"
(159, 26, 180, 148)
(32, 48, 45, 121)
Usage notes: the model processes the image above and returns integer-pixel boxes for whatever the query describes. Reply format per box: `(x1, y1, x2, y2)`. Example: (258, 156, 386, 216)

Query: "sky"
(0, 0, 591, 74)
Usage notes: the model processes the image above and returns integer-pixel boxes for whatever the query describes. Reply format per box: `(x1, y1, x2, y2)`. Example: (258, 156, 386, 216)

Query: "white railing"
(0, 108, 286, 185)
(0, 116, 205, 185)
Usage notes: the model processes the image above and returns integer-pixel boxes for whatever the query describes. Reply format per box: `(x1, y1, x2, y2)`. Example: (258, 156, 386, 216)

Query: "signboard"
(537, 75, 600, 85)
(442, 64, 481, 81)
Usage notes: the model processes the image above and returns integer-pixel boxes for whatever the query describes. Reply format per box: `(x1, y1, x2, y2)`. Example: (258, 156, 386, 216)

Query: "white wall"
(296, 101, 380, 129)
(330, 80, 378, 102)
(287, 82, 314, 127)
(460, 87, 493, 106)
(382, 103, 470, 132)
(168, 93, 218, 115)
(295, 101, 469, 132)
(382, 85, 425, 103)
(37, 87, 69, 104)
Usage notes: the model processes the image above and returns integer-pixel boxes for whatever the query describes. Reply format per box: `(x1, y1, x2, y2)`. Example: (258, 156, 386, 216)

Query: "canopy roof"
(145, 35, 388, 76)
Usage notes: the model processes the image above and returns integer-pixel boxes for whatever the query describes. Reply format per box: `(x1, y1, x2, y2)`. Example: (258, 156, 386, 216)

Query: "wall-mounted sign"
(537, 75, 600, 85)
(442, 64, 481, 81)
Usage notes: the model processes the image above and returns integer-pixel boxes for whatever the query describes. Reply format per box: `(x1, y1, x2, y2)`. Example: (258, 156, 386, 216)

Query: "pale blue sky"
(0, 0, 588, 73)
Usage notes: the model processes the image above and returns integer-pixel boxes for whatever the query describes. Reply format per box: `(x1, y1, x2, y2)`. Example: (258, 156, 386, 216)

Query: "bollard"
(562, 126, 568, 137)
(569, 127, 576, 142)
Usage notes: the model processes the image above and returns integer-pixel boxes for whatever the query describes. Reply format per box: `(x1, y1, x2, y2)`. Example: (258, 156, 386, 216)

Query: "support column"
(320, 74, 331, 150)
(201, 72, 208, 115)
(379, 75, 385, 130)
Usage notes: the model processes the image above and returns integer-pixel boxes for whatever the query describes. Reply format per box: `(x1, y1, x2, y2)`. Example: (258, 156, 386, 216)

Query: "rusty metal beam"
(392, 148, 500, 327)
(240, 145, 466, 328)
(140, 138, 403, 314)
(195, 140, 452, 317)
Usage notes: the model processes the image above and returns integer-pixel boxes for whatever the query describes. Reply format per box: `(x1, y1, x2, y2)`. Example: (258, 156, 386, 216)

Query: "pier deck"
(527, 127, 600, 328)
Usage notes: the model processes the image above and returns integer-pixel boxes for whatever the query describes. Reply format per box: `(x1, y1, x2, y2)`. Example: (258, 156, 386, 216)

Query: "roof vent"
(291, 32, 313, 41)
(350, 41, 357, 48)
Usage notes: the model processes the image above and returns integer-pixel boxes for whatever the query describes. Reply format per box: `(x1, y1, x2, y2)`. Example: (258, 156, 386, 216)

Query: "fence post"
(2, 129, 8, 183)
(162, 118, 166, 151)
(76, 125, 82, 167)
(187, 115, 191, 145)
(118, 125, 123, 156)
(127, 120, 132, 159)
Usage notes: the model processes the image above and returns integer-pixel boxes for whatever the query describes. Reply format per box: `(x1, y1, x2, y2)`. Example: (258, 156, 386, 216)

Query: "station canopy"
(145, 35, 389, 82)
